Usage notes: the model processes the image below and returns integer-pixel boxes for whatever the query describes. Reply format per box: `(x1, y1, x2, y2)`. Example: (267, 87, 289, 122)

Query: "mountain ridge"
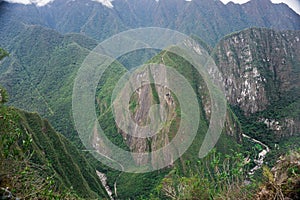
(1, 0, 299, 47)
(3, 0, 300, 15)
(0, 90, 108, 199)
(0, 1, 299, 198)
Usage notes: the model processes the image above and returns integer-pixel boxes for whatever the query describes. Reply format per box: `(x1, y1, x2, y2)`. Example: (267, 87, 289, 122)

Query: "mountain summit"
(0, 0, 299, 199)
(1, 0, 299, 46)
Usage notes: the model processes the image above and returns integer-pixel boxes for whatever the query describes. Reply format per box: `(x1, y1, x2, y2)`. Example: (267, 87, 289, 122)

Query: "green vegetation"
(257, 149, 300, 200)
(149, 149, 256, 200)
(231, 87, 300, 148)
(145, 148, 300, 200)
(0, 48, 8, 61)
(0, 26, 97, 143)
(93, 48, 243, 198)
(0, 85, 8, 105)
(0, 107, 81, 199)
(231, 91, 300, 173)
(129, 92, 139, 115)
(0, 24, 298, 200)
(0, 47, 107, 198)
(0, 103, 108, 199)
(0, 48, 8, 105)
(0, 49, 9, 105)
(0, 103, 106, 198)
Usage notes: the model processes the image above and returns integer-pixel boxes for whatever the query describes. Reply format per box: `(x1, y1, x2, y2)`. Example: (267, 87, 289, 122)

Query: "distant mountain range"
(0, 0, 299, 46)
(0, 0, 299, 198)
(3, 0, 300, 15)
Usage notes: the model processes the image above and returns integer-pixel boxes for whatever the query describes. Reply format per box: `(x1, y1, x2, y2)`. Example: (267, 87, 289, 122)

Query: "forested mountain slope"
(1, 25, 299, 198)
(0, 0, 299, 197)
(0, 25, 98, 140)
(0, 0, 299, 46)
(0, 49, 107, 199)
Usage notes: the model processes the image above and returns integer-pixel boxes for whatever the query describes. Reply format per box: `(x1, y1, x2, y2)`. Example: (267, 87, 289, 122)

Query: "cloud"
(4, 0, 114, 8)
(271, 0, 300, 15)
(4, 0, 300, 14)
(220, 0, 300, 15)
(5, 0, 54, 7)
(220, 0, 250, 3)
(91, 0, 113, 8)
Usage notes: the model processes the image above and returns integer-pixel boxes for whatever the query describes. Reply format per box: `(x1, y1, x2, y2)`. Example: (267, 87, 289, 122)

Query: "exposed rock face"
(115, 66, 178, 166)
(215, 28, 300, 114)
(214, 28, 300, 136)
(0, 89, 2, 103)
(110, 53, 244, 165)
(198, 72, 243, 142)
(260, 117, 300, 137)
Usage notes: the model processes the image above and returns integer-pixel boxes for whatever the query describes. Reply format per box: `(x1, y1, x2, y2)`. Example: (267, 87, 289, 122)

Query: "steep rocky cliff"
(93, 47, 243, 170)
(117, 66, 178, 166)
(214, 28, 300, 137)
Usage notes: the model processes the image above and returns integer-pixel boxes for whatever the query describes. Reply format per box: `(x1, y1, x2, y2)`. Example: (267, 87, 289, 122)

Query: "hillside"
(91, 48, 242, 197)
(214, 28, 300, 143)
(0, 0, 299, 197)
(0, 0, 299, 46)
(0, 90, 108, 198)
(77, 27, 300, 198)
(0, 23, 299, 198)
(0, 25, 98, 140)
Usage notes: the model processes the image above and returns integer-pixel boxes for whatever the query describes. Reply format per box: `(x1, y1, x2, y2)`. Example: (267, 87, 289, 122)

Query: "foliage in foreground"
(0, 105, 82, 199)
(256, 150, 300, 200)
(0, 48, 107, 199)
(0, 91, 107, 199)
(150, 149, 256, 200)
(149, 149, 300, 200)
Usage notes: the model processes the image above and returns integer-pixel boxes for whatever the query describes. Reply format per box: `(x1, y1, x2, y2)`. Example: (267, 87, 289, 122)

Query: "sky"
(4, 0, 300, 15)
(221, 0, 300, 14)
(4, 0, 54, 7)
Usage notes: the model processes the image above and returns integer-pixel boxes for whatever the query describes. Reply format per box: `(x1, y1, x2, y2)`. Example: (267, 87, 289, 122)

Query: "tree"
(0, 48, 9, 104)
(0, 86, 8, 104)
(0, 48, 8, 61)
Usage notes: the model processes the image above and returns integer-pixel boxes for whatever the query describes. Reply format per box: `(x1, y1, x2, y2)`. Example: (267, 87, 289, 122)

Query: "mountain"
(0, 24, 243, 197)
(0, 0, 299, 46)
(92, 27, 300, 197)
(0, 0, 298, 142)
(214, 28, 300, 138)
(0, 90, 108, 198)
(1, 24, 299, 198)
(0, 0, 299, 199)
(0, 25, 98, 141)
